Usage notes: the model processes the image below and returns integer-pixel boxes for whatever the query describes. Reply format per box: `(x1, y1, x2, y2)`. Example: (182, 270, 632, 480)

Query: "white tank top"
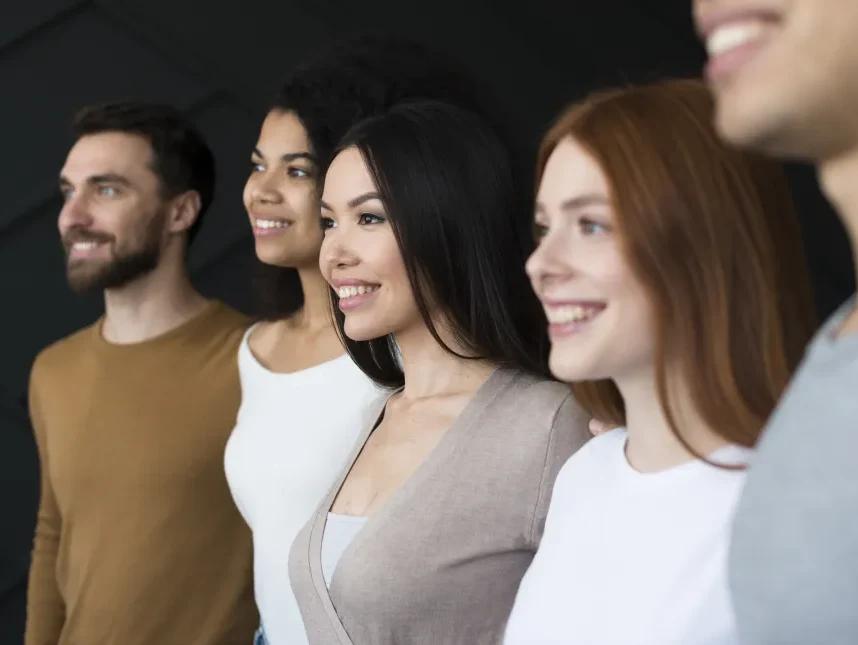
(321, 512, 369, 587)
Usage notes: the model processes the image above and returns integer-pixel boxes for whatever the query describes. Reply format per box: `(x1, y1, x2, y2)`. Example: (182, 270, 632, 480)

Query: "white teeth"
(72, 241, 100, 250)
(706, 21, 767, 57)
(337, 285, 379, 299)
(545, 305, 603, 325)
(255, 218, 289, 229)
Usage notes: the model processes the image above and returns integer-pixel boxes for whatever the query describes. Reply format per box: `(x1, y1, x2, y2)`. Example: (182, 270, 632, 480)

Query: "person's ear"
(168, 190, 202, 236)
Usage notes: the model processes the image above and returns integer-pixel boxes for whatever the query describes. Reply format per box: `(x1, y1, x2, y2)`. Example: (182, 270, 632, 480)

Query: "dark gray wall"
(3, 0, 852, 405)
(1, 0, 853, 641)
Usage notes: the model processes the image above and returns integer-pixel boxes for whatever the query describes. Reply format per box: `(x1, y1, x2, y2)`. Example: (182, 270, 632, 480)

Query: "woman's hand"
(588, 419, 615, 436)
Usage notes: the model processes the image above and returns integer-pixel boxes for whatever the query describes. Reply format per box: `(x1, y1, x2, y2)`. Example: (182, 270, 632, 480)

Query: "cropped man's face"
(695, 0, 858, 161)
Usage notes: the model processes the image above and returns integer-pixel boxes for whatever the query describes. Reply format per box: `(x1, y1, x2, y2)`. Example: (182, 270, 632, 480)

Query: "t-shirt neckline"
(604, 428, 751, 481)
(241, 322, 353, 378)
(91, 300, 224, 352)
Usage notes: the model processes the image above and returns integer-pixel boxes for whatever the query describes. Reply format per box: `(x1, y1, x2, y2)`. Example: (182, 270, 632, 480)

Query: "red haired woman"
(505, 80, 815, 644)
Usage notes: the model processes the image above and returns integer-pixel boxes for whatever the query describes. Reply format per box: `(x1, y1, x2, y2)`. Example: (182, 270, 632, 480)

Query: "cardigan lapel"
(305, 392, 392, 643)
(303, 369, 513, 642)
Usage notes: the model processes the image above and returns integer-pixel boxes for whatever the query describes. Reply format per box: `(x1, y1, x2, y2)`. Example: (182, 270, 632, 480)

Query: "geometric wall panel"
(0, 5, 212, 233)
(0, 0, 85, 51)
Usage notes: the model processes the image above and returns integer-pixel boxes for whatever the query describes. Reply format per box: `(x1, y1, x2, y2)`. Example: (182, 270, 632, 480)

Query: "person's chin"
(712, 74, 801, 156)
(67, 267, 107, 294)
(255, 244, 297, 268)
(549, 354, 598, 384)
(711, 79, 758, 140)
(67, 257, 106, 277)
(343, 318, 382, 343)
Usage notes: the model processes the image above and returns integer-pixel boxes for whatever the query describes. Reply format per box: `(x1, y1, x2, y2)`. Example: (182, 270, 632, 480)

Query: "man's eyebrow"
(87, 173, 132, 186)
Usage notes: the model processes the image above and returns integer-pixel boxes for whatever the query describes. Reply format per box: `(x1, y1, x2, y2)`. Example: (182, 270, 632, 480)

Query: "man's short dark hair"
(72, 101, 216, 247)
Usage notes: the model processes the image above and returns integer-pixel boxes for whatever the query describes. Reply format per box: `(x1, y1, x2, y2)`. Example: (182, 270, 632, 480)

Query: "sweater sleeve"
(25, 359, 66, 645)
(528, 391, 591, 548)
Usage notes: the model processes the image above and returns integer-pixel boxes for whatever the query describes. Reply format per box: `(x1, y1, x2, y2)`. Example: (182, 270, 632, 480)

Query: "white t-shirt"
(505, 428, 749, 645)
(224, 325, 383, 645)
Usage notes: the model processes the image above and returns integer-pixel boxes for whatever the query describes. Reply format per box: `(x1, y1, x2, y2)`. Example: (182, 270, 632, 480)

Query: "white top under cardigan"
(224, 325, 383, 645)
(505, 428, 750, 645)
(321, 513, 368, 588)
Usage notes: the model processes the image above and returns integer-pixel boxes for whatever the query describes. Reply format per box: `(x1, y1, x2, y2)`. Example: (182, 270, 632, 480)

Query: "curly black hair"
(253, 35, 502, 319)
(273, 36, 491, 169)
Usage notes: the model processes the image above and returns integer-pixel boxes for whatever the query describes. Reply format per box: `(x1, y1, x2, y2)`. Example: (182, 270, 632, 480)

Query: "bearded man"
(26, 102, 256, 645)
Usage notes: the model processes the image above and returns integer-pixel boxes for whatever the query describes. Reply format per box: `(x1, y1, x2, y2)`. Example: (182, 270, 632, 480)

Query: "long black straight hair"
(328, 101, 550, 388)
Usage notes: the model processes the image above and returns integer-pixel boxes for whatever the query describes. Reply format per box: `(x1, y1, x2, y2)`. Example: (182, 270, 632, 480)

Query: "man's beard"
(64, 210, 165, 294)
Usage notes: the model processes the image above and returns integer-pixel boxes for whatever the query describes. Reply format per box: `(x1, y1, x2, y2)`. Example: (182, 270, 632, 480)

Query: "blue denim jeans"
(253, 626, 268, 645)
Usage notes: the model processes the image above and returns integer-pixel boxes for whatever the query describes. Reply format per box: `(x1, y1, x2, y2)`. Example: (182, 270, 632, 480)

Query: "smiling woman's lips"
(252, 217, 292, 237)
(336, 284, 381, 312)
(542, 301, 607, 339)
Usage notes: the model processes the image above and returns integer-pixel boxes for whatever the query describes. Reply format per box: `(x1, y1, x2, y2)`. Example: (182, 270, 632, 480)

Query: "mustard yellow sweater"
(26, 301, 257, 645)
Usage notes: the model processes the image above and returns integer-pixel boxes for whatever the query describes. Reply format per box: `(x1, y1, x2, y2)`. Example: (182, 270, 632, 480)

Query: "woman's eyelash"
(579, 217, 610, 234)
(358, 213, 385, 225)
(249, 161, 312, 178)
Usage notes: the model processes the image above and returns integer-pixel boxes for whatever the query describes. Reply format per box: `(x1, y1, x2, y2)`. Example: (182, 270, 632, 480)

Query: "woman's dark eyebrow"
(347, 192, 383, 208)
(320, 192, 383, 212)
(251, 148, 317, 165)
(281, 152, 316, 164)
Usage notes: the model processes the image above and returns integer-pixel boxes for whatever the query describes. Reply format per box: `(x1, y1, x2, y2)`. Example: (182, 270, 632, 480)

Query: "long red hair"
(537, 79, 815, 449)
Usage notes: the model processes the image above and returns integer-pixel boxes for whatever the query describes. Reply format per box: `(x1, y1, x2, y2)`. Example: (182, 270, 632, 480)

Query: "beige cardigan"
(288, 368, 590, 644)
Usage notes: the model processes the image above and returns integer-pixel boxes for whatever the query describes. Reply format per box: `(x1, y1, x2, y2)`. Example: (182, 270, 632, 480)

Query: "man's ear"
(168, 190, 202, 235)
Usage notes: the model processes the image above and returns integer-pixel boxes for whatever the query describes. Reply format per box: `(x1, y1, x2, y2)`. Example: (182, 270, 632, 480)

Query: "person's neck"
(284, 265, 334, 333)
(615, 368, 729, 473)
(102, 245, 209, 344)
(819, 147, 858, 335)
(395, 322, 494, 402)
